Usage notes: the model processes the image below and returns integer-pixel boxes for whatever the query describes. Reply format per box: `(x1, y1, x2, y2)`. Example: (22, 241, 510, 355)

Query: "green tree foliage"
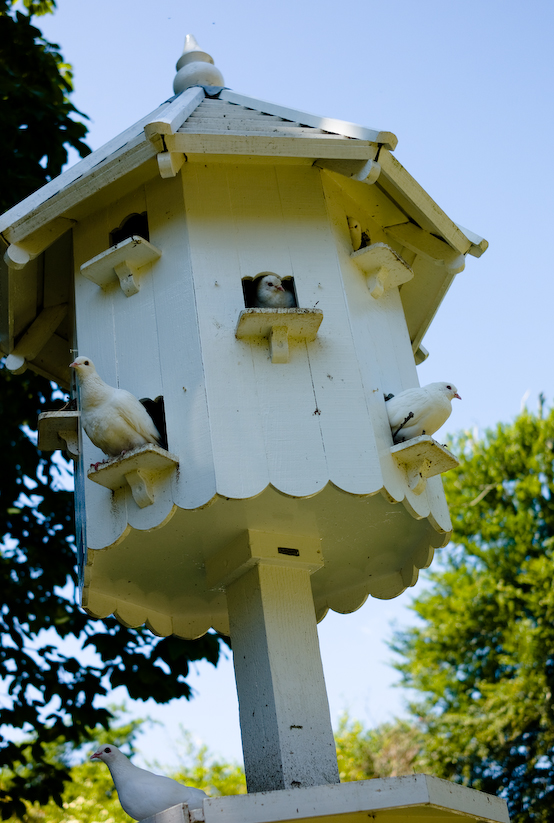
(0, 5, 223, 818)
(392, 403, 554, 821)
(166, 730, 246, 797)
(0, 0, 90, 211)
(335, 713, 426, 782)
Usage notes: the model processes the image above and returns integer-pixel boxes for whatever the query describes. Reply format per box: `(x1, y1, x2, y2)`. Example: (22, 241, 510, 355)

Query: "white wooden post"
(208, 531, 339, 793)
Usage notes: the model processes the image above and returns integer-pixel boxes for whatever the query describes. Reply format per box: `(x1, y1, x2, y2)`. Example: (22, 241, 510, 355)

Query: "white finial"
(173, 34, 224, 94)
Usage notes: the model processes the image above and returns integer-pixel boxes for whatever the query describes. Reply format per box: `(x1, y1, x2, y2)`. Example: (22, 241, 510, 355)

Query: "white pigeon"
(254, 274, 296, 308)
(385, 382, 461, 443)
(70, 356, 161, 458)
(90, 744, 207, 820)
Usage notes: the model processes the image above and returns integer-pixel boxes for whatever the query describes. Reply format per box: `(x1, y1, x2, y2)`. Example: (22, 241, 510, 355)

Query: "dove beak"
(90, 751, 101, 760)
(277, 285, 284, 291)
(454, 392, 461, 400)
(69, 361, 78, 368)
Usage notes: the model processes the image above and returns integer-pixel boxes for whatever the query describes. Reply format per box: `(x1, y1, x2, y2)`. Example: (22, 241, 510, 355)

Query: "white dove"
(70, 356, 160, 459)
(254, 274, 296, 308)
(90, 744, 207, 819)
(385, 382, 461, 443)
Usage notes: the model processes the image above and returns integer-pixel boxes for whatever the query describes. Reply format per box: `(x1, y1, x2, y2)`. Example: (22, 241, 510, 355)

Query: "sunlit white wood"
(219, 88, 398, 149)
(351, 242, 414, 298)
(73, 210, 134, 550)
(227, 164, 328, 498)
(199, 776, 510, 823)
(141, 802, 192, 823)
(3, 217, 76, 268)
(378, 149, 471, 255)
(236, 308, 323, 363)
(320, 174, 411, 501)
(391, 436, 459, 495)
(145, 173, 217, 512)
(87, 445, 179, 508)
(157, 151, 186, 178)
(314, 158, 381, 184)
(80, 235, 162, 295)
(180, 162, 271, 499)
(143, 85, 205, 140)
(166, 132, 377, 159)
(37, 410, 80, 458)
(456, 222, 489, 257)
(275, 165, 384, 495)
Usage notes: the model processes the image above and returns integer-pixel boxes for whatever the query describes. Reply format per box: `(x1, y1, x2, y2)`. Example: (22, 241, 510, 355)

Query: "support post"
(219, 544, 339, 793)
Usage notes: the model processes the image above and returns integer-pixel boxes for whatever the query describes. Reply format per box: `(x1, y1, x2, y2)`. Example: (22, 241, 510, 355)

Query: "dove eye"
(84, 360, 90, 366)
(104, 747, 111, 753)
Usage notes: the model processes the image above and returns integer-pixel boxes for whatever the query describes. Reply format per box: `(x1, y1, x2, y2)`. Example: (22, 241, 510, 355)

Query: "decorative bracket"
(4, 303, 68, 375)
(37, 410, 80, 459)
(390, 435, 459, 495)
(157, 151, 185, 178)
(236, 308, 323, 363)
(80, 235, 162, 297)
(315, 158, 381, 185)
(351, 242, 413, 298)
(87, 444, 179, 508)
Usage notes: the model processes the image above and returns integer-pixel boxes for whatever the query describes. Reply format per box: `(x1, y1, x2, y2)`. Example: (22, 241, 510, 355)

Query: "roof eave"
(0, 87, 207, 267)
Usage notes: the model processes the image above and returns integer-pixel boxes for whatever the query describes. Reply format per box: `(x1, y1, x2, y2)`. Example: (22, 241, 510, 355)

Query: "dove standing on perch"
(70, 356, 160, 459)
(385, 382, 461, 443)
(90, 744, 207, 820)
(254, 274, 296, 308)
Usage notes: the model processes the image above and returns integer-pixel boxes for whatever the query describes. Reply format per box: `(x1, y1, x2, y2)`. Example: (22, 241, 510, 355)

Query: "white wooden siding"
(76, 163, 453, 627)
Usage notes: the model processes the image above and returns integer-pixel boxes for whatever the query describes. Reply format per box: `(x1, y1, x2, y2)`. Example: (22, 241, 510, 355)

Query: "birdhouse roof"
(0, 81, 487, 384)
(0, 85, 402, 253)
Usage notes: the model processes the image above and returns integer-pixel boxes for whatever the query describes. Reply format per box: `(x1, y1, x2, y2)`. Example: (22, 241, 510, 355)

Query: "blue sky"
(33, 0, 554, 768)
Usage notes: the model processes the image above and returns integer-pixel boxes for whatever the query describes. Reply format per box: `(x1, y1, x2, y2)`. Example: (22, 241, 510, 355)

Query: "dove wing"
(385, 388, 430, 429)
(117, 769, 205, 818)
(111, 389, 160, 444)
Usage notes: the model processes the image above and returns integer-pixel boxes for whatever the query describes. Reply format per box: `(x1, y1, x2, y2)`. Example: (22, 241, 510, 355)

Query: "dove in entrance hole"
(254, 274, 296, 308)
(385, 382, 461, 443)
(70, 356, 160, 461)
(90, 744, 207, 820)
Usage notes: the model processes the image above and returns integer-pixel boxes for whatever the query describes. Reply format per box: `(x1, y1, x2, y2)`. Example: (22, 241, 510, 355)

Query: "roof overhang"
(0, 84, 487, 382)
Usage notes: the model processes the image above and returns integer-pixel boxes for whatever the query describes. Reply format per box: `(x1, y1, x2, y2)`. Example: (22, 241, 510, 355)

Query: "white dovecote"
(0, 33, 488, 624)
(0, 36, 506, 819)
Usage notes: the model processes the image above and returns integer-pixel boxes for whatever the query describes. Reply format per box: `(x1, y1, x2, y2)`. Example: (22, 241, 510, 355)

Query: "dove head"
(429, 382, 461, 401)
(258, 274, 285, 293)
(70, 356, 98, 378)
(90, 743, 123, 764)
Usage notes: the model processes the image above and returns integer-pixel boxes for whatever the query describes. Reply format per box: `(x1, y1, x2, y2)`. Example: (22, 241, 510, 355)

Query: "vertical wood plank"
(73, 213, 129, 549)
(276, 166, 383, 495)
(147, 172, 218, 511)
(182, 163, 271, 499)
(226, 164, 327, 497)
